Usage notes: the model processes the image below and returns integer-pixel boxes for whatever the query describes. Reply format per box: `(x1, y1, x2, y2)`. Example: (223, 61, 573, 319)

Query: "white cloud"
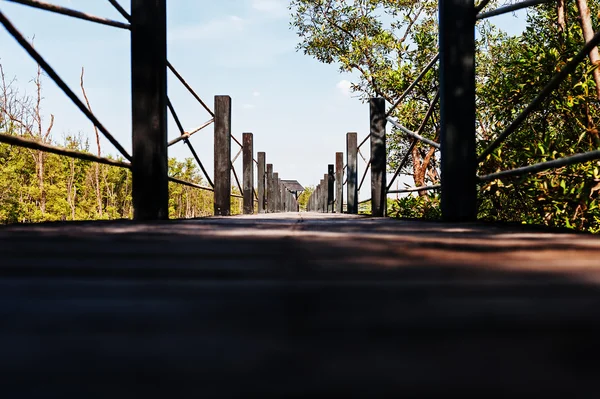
(336, 80, 353, 97)
(252, 91, 261, 97)
(170, 15, 245, 41)
(242, 104, 255, 109)
(251, 0, 288, 18)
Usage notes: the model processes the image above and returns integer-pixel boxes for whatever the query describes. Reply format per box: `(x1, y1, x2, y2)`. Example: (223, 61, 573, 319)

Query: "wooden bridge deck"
(2, 213, 600, 397)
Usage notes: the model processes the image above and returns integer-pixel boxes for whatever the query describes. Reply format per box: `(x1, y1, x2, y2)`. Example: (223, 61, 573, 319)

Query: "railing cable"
(0, 11, 132, 161)
(478, 29, 600, 162)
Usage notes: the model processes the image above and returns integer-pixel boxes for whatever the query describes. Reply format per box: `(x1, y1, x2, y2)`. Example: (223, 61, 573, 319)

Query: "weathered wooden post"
(213, 95, 232, 216)
(370, 98, 387, 217)
(257, 152, 266, 213)
(131, 0, 168, 220)
(242, 133, 254, 215)
(346, 132, 358, 214)
(323, 173, 329, 213)
(266, 163, 274, 213)
(319, 179, 324, 213)
(273, 172, 279, 212)
(280, 181, 286, 212)
(336, 152, 343, 213)
(439, 0, 477, 222)
(328, 164, 335, 213)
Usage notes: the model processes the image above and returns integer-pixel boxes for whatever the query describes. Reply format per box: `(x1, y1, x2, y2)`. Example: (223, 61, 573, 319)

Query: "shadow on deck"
(1, 213, 600, 397)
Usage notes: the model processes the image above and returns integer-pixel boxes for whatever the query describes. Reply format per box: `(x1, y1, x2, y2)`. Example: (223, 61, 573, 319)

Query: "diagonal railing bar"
(253, 158, 258, 165)
(185, 141, 214, 188)
(6, 0, 130, 29)
(231, 134, 243, 148)
(357, 134, 371, 149)
(168, 176, 214, 192)
(387, 117, 440, 149)
(166, 97, 214, 187)
(0, 12, 132, 161)
(386, 53, 440, 117)
(166, 61, 214, 117)
(107, 0, 130, 21)
(477, 0, 550, 20)
(231, 146, 243, 164)
(357, 147, 369, 164)
(386, 90, 440, 192)
(357, 160, 371, 192)
(168, 119, 214, 147)
(478, 29, 600, 162)
(231, 162, 243, 197)
(387, 184, 440, 194)
(0, 132, 131, 168)
(358, 198, 371, 205)
(478, 149, 600, 183)
(167, 96, 186, 134)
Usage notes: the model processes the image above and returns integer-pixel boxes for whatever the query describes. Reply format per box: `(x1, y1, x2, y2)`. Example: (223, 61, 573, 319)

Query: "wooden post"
(317, 179, 325, 213)
(328, 164, 335, 213)
(131, 0, 168, 220)
(257, 152, 266, 213)
(266, 164, 274, 213)
(273, 173, 279, 212)
(370, 98, 386, 217)
(323, 174, 329, 213)
(346, 132, 358, 214)
(242, 133, 254, 214)
(213, 95, 232, 216)
(280, 180, 286, 212)
(336, 152, 343, 214)
(439, 0, 477, 222)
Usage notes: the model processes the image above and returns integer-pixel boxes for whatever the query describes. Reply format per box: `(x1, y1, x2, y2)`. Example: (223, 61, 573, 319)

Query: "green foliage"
(388, 194, 441, 219)
(476, 2, 600, 233)
(297, 185, 314, 211)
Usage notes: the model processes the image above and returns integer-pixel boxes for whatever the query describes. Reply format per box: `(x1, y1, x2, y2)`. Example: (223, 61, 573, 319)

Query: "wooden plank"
(131, 0, 168, 220)
(2, 215, 600, 396)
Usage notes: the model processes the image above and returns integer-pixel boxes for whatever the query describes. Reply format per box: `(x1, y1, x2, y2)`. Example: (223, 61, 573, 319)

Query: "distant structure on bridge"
(281, 180, 304, 198)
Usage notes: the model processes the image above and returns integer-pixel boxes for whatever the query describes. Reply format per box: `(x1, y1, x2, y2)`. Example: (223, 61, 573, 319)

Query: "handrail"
(1, 1, 276, 219)
(107, 0, 131, 21)
(387, 184, 440, 194)
(6, 0, 131, 29)
(478, 150, 600, 183)
(476, 0, 551, 20)
(478, 29, 600, 162)
(386, 117, 440, 149)
(0, 132, 131, 168)
(386, 53, 439, 117)
(0, 11, 132, 161)
(167, 61, 215, 117)
(387, 90, 440, 192)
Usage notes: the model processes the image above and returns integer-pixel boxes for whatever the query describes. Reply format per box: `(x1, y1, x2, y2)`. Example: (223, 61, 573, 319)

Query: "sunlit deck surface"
(2, 213, 600, 397)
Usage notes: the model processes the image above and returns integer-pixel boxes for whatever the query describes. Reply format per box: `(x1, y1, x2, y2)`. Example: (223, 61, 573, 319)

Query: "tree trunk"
(576, 0, 600, 99)
(557, 0, 567, 35)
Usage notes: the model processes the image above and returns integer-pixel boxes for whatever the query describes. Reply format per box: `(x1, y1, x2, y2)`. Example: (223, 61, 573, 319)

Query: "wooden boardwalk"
(2, 213, 600, 397)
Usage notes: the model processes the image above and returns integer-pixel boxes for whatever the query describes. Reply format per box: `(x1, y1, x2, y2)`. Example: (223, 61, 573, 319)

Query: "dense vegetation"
(291, 0, 600, 232)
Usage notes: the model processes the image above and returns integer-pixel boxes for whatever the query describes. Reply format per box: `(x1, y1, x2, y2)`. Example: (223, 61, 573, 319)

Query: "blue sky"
(0, 0, 527, 199)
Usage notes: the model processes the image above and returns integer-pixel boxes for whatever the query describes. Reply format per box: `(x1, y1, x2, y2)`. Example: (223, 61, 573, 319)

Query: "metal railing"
(0, 0, 298, 220)
(308, 0, 600, 222)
